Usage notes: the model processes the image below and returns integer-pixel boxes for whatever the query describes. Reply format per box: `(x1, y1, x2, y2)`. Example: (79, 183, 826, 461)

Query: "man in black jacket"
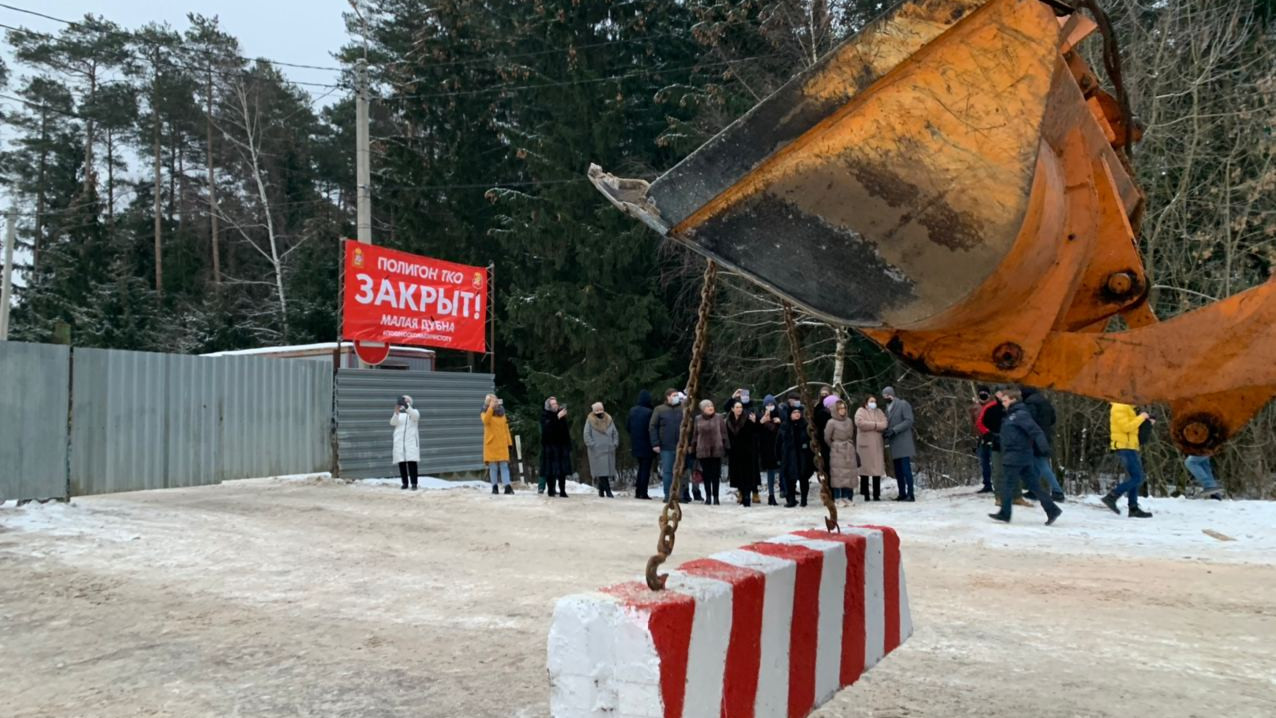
(1021, 386, 1066, 502)
(989, 388, 1062, 525)
(627, 390, 655, 499)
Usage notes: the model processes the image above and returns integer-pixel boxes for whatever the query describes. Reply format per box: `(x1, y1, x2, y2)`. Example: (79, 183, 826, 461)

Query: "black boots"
(1128, 506, 1153, 518)
(597, 477, 615, 498)
(693, 485, 705, 503)
(492, 484, 499, 495)
(768, 493, 778, 506)
(503, 484, 514, 495)
(1101, 492, 1120, 514)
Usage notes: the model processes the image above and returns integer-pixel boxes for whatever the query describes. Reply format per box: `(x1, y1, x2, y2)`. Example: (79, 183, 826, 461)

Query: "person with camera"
(541, 396, 573, 498)
(391, 395, 421, 490)
(482, 394, 514, 495)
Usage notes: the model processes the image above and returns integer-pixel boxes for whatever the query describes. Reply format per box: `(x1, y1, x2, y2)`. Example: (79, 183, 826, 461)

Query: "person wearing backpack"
(1103, 402, 1154, 518)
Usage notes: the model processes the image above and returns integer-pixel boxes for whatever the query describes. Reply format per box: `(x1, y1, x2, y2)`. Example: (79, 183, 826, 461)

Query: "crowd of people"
(392, 382, 1227, 524)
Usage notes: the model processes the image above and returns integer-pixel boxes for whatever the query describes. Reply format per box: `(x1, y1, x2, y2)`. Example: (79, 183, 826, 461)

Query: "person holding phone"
(391, 394, 420, 490)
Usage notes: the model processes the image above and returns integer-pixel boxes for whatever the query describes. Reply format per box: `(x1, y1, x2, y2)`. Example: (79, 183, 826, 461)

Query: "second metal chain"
(783, 302, 840, 533)
(646, 259, 718, 590)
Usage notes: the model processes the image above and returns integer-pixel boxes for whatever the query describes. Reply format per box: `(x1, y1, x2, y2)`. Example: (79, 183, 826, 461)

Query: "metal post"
(0, 210, 16, 340)
(355, 59, 372, 245)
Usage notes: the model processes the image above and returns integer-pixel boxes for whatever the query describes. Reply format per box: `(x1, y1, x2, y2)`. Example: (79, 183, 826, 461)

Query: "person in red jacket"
(972, 386, 1002, 494)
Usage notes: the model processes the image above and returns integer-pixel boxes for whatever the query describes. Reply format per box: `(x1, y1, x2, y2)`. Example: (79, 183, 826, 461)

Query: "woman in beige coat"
(854, 395, 889, 501)
(823, 400, 858, 507)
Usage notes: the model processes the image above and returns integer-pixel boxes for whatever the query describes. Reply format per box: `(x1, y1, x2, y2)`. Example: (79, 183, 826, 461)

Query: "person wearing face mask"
(758, 394, 784, 505)
(649, 388, 695, 502)
(855, 395, 888, 501)
(691, 399, 729, 505)
(481, 394, 514, 495)
(584, 401, 620, 498)
(881, 386, 917, 501)
(541, 397, 573, 498)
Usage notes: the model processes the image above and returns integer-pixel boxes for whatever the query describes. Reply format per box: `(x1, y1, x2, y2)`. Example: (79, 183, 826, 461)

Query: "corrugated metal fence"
(335, 369, 493, 478)
(0, 342, 71, 501)
(70, 348, 333, 495)
(0, 341, 333, 501)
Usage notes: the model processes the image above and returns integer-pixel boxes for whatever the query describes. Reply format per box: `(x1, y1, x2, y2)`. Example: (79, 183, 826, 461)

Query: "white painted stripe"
(899, 563, 914, 642)
(713, 548, 795, 718)
(548, 592, 664, 718)
(664, 571, 734, 718)
(842, 527, 885, 667)
(770, 535, 847, 704)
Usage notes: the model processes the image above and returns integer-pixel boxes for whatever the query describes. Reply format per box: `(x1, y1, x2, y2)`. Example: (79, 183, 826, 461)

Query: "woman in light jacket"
(583, 401, 620, 498)
(823, 399, 857, 507)
(854, 395, 888, 501)
(391, 394, 421, 490)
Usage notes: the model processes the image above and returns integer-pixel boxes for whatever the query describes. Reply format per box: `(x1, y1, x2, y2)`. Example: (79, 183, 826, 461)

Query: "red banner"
(341, 240, 488, 353)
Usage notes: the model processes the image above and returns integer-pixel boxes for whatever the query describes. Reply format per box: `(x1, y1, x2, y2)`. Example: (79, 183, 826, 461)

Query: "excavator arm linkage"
(590, 0, 1275, 454)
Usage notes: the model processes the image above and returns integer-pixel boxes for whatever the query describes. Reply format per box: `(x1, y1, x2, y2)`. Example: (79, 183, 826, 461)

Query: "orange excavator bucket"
(590, 0, 1276, 453)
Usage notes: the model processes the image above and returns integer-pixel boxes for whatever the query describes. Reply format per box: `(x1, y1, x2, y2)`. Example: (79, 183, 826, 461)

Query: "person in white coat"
(391, 394, 421, 490)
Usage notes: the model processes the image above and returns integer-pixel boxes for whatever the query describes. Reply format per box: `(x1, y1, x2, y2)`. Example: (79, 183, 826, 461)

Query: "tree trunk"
(34, 109, 48, 271)
(207, 67, 220, 286)
(153, 74, 164, 300)
(831, 326, 848, 388)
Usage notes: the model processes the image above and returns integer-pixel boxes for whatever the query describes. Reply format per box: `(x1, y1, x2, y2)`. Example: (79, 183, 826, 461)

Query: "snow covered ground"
(1, 477, 1273, 717)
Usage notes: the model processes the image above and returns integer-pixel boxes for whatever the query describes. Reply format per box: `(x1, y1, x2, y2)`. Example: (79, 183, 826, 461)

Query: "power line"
(0, 2, 348, 78)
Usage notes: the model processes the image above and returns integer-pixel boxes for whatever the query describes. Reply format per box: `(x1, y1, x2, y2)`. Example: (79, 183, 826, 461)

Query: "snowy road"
(2, 477, 1273, 717)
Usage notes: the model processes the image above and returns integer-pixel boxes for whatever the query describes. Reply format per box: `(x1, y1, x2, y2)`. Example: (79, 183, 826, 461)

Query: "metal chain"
(782, 302, 841, 533)
(646, 259, 718, 591)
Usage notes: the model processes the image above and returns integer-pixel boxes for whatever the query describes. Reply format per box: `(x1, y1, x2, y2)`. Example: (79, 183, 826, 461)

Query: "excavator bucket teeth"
(589, 0, 1062, 328)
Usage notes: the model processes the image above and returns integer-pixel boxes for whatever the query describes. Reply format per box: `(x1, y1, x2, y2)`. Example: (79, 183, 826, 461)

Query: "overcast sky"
(2, 0, 353, 101)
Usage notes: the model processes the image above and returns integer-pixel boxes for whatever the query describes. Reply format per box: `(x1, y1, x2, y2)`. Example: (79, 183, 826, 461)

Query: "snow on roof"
(202, 342, 435, 358)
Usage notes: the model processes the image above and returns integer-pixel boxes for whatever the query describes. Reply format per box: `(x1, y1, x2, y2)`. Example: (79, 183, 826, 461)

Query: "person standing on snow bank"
(882, 386, 917, 502)
(1103, 402, 1154, 518)
(1184, 455, 1224, 500)
(725, 399, 759, 507)
(584, 402, 620, 498)
(391, 395, 420, 490)
(780, 404, 814, 508)
(989, 388, 1062, 526)
(758, 395, 784, 505)
(481, 394, 514, 495)
(650, 388, 695, 503)
(824, 399, 857, 507)
(627, 391, 655, 500)
(691, 399, 729, 506)
(855, 395, 888, 502)
(541, 397, 573, 498)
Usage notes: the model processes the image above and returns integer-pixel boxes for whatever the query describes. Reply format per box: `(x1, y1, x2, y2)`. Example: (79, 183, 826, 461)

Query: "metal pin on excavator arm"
(590, 0, 1275, 455)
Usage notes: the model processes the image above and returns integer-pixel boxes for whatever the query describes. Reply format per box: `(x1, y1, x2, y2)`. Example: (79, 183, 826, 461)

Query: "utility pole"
(1, 210, 16, 340)
(355, 58, 372, 245)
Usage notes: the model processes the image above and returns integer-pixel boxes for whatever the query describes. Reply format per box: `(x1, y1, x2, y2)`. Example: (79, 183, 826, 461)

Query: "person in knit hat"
(881, 386, 917, 501)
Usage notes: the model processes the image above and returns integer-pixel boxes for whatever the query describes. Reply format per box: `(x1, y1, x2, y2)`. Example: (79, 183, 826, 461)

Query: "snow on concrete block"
(547, 525, 911, 718)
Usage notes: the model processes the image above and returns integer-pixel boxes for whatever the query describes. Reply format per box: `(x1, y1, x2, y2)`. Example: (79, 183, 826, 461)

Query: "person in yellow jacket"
(1103, 402, 1153, 518)
(482, 394, 515, 495)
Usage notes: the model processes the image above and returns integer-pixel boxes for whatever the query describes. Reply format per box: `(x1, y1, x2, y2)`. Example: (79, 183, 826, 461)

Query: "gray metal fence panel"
(70, 348, 333, 495)
(0, 342, 70, 501)
(335, 369, 493, 478)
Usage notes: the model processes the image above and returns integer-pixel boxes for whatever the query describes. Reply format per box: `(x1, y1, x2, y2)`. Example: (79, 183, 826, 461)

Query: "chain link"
(646, 260, 718, 590)
(783, 302, 841, 533)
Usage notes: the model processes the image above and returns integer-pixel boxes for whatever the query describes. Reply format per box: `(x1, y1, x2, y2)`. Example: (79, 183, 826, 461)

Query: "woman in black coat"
(779, 405, 815, 508)
(540, 396, 573, 497)
(725, 401, 760, 507)
(758, 394, 783, 505)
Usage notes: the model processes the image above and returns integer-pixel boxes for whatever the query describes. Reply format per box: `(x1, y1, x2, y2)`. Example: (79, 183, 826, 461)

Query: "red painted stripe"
(602, 581, 696, 718)
(863, 526, 902, 654)
(795, 530, 866, 688)
(744, 542, 822, 718)
(680, 558, 766, 718)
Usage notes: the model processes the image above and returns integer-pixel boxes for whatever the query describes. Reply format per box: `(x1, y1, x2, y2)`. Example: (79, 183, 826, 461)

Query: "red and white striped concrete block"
(547, 525, 912, 718)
